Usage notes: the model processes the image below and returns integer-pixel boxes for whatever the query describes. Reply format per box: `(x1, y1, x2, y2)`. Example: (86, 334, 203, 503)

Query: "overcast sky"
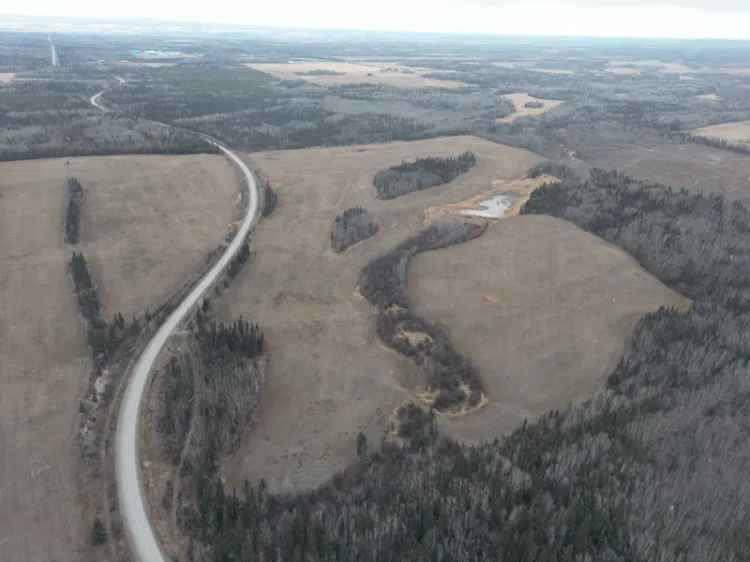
(9, 0, 750, 39)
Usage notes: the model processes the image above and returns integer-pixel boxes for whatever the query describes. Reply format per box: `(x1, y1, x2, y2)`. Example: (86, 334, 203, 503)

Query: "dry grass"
(247, 60, 465, 89)
(73, 154, 239, 318)
(586, 141, 750, 205)
(695, 121, 750, 147)
(497, 92, 563, 124)
(0, 154, 238, 562)
(213, 136, 542, 493)
(408, 215, 689, 442)
(0, 72, 16, 83)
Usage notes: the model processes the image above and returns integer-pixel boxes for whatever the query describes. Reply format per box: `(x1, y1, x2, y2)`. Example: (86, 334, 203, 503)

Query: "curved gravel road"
(89, 91, 107, 112)
(115, 139, 259, 562)
(90, 81, 260, 561)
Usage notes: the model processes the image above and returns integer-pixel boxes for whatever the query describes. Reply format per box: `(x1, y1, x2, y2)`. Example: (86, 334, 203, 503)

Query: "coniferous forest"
(374, 152, 477, 199)
(331, 206, 378, 252)
(63, 177, 83, 244)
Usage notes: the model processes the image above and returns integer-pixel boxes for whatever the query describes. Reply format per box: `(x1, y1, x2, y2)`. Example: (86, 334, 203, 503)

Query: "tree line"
(63, 177, 83, 244)
(69, 252, 141, 368)
(373, 151, 477, 199)
(359, 218, 486, 411)
(331, 206, 378, 253)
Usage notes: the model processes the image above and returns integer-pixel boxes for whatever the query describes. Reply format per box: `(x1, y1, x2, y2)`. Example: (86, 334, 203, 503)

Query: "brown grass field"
(498, 92, 563, 123)
(587, 141, 750, 204)
(246, 60, 465, 89)
(408, 215, 688, 441)
(0, 72, 15, 83)
(213, 136, 542, 493)
(695, 121, 750, 148)
(213, 135, 683, 494)
(0, 154, 238, 562)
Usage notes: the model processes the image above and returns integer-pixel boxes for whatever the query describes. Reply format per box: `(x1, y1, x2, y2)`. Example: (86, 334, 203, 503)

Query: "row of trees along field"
(177, 168, 750, 562)
(374, 151, 476, 199)
(69, 252, 141, 369)
(63, 177, 83, 243)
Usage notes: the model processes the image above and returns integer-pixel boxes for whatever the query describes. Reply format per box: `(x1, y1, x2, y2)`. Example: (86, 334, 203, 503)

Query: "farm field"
(213, 135, 542, 493)
(587, 141, 750, 204)
(497, 92, 563, 123)
(246, 60, 465, 88)
(72, 154, 239, 318)
(0, 153, 239, 562)
(695, 120, 750, 148)
(408, 215, 689, 441)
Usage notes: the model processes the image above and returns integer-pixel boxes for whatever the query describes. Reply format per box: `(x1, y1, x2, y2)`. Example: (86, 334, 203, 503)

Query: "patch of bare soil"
(408, 215, 688, 442)
(423, 175, 556, 223)
(0, 153, 238, 562)
(213, 136, 542, 493)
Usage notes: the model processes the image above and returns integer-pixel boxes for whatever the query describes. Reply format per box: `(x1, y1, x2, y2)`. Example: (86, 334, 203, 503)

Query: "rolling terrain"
(210, 134, 685, 495)
(213, 135, 541, 491)
(409, 214, 689, 440)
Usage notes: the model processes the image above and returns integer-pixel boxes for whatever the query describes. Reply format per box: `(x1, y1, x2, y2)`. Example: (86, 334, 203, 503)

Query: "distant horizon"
(0, 13, 750, 43)
(4, 0, 750, 41)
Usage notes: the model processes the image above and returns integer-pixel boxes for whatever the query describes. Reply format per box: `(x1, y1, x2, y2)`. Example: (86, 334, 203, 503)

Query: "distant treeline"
(0, 114, 219, 162)
(331, 206, 378, 253)
(360, 218, 486, 411)
(63, 177, 83, 244)
(373, 151, 476, 199)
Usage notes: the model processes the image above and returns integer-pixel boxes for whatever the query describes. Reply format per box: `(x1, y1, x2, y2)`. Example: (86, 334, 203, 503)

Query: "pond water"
(460, 194, 514, 218)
